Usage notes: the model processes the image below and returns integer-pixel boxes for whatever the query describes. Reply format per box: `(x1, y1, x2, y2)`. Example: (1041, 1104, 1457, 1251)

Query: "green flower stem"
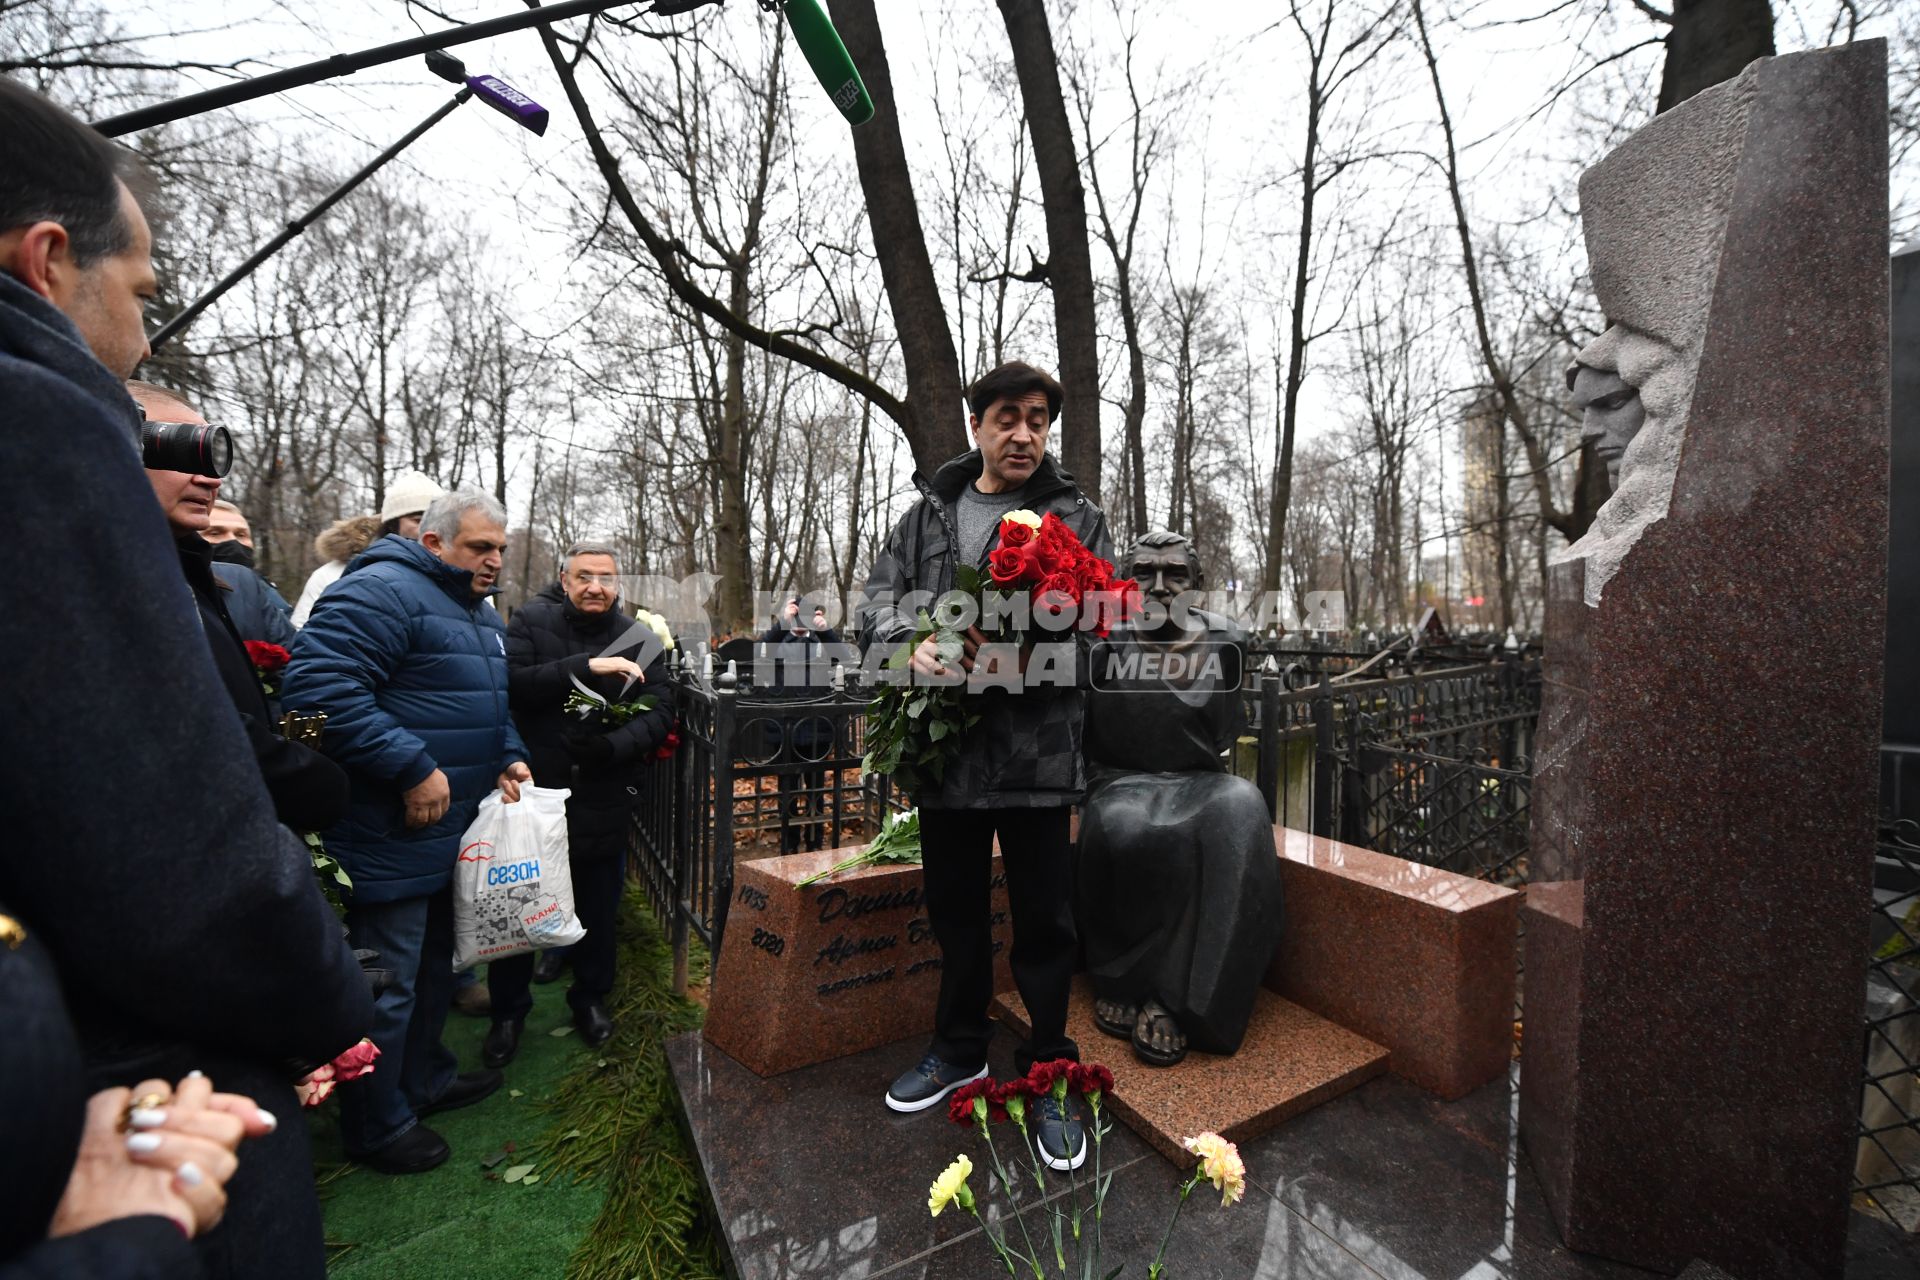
(980, 1121, 1045, 1278)
(1145, 1171, 1203, 1280)
(967, 1202, 1020, 1277)
(1089, 1095, 1106, 1272)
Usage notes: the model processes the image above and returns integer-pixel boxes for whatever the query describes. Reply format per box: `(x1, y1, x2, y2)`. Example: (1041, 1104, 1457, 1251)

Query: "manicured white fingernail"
(129, 1108, 168, 1129)
(126, 1133, 163, 1153)
(186, 1070, 205, 1080)
(175, 1162, 204, 1189)
(255, 1108, 278, 1131)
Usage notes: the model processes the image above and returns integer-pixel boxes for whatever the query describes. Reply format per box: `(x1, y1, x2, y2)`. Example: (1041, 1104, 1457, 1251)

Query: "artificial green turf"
(312, 970, 611, 1277)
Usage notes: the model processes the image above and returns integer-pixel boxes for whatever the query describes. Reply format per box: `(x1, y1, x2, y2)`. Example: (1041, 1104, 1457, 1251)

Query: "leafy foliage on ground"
(537, 894, 723, 1280)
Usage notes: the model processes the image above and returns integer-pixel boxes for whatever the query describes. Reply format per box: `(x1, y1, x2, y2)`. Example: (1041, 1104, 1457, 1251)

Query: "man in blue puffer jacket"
(282, 489, 531, 1174)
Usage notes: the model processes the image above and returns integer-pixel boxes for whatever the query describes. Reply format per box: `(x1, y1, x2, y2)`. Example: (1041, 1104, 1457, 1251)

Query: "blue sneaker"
(1035, 1094, 1087, 1171)
(885, 1052, 988, 1114)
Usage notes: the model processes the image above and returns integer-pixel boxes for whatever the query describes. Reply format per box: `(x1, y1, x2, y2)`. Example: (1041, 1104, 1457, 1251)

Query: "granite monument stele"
(1522, 40, 1890, 1276)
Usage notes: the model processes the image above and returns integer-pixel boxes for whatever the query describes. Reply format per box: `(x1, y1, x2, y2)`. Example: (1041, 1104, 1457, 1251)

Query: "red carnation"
(990, 1076, 1035, 1105)
(948, 1078, 1004, 1127)
(1068, 1062, 1114, 1096)
(245, 641, 290, 672)
(1025, 1058, 1073, 1096)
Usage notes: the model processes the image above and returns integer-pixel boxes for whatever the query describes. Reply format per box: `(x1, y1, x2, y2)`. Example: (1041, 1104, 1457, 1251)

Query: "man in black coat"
(483, 541, 674, 1066)
(131, 381, 348, 833)
(0, 78, 371, 1280)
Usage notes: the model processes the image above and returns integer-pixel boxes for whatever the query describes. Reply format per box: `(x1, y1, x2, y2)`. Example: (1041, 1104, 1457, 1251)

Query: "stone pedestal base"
(704, 848, 1013, 1076)
(1266, 828, 1520, 1099)
(994, 976, 1387, 1165)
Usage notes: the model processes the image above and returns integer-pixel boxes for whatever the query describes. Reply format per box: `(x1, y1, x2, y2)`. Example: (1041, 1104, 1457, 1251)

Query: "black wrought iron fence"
(1859, 745, 1920, 1211)
(631, 646, 1541, 990)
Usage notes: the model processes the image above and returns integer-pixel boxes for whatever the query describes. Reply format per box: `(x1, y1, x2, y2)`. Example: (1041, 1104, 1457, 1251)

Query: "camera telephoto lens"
(140, 421, 233, 478)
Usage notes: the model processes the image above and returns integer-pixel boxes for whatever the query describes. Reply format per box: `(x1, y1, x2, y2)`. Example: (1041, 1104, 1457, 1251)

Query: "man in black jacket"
(0, 77, 371, 1280)
(130, 380, 349, 832)
(857, 362, 1111, 1174)
(483, 541, 675, 1066)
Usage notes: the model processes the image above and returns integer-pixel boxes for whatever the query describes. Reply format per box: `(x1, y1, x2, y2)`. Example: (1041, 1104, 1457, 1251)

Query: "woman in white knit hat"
(290, 470, 446, 628)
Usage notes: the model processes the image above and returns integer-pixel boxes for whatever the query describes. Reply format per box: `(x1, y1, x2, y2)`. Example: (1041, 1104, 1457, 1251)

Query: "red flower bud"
(998, 520, 1035, 548)
(244, 641, 291, 672)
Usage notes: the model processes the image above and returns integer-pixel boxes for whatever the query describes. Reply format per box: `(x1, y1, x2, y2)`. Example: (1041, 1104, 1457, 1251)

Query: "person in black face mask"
(201, 498, 296, 647)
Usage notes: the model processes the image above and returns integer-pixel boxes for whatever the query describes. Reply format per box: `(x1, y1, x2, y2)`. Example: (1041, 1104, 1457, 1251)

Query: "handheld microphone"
(774, 0, 874, 126)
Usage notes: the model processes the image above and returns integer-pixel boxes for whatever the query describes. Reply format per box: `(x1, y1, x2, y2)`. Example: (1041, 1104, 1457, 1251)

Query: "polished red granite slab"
(994, 975, 1388, 1166)
(1266, 827, 1519, 1099)
(704, 847, 1013, 1076)
(1520, 43, 1889, 1277)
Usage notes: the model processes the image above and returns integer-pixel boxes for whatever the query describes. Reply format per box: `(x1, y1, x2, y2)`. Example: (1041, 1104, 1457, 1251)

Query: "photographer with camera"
(128, 379, 348, 833)
(0, 77, 371, 1280)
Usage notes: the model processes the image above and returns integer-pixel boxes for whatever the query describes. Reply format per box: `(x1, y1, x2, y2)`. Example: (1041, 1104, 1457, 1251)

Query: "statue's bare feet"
(1093, 996, 1140, 1040)
(1131, 1000, 1188, 1067)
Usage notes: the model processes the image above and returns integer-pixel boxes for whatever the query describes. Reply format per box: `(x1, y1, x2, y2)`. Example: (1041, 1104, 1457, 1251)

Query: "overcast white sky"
(105, 0, 1913, 558)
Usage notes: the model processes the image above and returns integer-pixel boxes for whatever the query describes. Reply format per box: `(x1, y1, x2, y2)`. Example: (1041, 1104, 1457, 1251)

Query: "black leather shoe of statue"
(482, 1018, 524, 1069)
(573, 1001, 614, 1047)
(416, 1069, 503, 1118)
(353, 1124, 450, 1176)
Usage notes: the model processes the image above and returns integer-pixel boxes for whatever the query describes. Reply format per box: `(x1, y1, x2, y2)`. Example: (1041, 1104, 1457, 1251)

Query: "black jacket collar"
(921, 449, 1078, 508)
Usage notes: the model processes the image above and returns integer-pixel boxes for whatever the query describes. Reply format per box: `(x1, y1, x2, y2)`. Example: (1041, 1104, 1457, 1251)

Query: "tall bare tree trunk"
(997, 0, 1102, 502)
(826, 0, 966, 472)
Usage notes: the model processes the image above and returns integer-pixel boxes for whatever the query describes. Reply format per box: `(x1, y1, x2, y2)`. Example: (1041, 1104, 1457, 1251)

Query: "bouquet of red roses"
(863, 509, 1138, 794)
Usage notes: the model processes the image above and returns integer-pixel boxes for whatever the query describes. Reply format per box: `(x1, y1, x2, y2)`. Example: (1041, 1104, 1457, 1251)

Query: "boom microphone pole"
(146, 85, 473, 353)
(93, 0, 657, 137)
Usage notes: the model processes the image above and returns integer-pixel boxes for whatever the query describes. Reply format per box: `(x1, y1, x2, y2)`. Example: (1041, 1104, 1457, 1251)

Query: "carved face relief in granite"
(1559, 65, 1758, 605)
(1567, 360, 1646, 489)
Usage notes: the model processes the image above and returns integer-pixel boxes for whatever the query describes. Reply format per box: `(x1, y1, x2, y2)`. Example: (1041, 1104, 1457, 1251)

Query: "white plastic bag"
(451, 784, 585, 971)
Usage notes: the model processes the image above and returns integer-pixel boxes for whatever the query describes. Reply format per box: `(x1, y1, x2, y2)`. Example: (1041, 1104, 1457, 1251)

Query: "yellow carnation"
(1183, 1132, 1246, 1206)
(1001, 509, 1043, 529)
(927, 1154, 974, 1218)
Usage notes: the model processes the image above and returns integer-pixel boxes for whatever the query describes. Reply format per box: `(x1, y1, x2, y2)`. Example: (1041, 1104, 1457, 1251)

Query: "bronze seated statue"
(1075, 531, 1284, 1066)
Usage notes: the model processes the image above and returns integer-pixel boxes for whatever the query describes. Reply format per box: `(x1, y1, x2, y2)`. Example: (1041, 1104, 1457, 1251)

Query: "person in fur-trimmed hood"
(291, 471, 444, 627)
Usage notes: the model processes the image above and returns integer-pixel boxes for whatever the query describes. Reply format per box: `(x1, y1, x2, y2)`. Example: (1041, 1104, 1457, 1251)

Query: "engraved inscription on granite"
(704, 850, 1014, 1077)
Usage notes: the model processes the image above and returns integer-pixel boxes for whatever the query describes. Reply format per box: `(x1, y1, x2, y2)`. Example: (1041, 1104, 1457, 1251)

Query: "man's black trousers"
(489, 841, 625, 1021)
(920, 806, 1078, 1074)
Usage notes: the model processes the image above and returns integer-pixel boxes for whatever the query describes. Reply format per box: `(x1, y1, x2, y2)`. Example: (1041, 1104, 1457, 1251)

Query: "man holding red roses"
(857, 361, 1112, 1173)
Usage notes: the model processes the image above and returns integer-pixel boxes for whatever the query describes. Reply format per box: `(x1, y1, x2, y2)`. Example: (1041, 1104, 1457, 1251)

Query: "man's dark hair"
(0, 76, 140, 267)
(968, 361, 1063, 422)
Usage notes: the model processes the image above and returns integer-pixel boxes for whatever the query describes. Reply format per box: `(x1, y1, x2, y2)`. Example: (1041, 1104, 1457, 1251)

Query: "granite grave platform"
(664, 1030, 1920, 1279)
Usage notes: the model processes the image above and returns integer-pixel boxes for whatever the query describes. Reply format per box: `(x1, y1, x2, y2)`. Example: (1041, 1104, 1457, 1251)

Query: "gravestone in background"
(1520, 42, 1889, 1276)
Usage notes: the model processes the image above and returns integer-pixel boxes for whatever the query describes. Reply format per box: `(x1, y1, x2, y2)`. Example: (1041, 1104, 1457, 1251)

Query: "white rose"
(1002, 509, 1042, 530)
